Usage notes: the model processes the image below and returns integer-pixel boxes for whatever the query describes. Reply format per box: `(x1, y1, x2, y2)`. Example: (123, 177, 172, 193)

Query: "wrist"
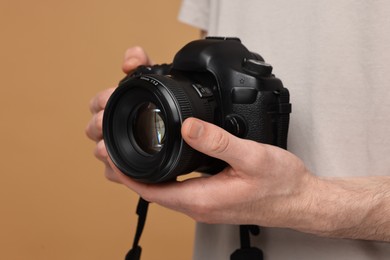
(289, 175, 387, 240)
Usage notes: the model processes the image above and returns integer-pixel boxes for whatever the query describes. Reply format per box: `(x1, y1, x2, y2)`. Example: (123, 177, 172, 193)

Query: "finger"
(122, 46, 152, 74)
(89, 88, 115, 114)
(104, 162, 122, 183)
(113, 160, 237, 223)
(94, 139, 108, 162)
(181, 118, 261, 169)
(92, 140, 122, 183)
(110, 157, 214, 216)
(85, 110, 104, 141)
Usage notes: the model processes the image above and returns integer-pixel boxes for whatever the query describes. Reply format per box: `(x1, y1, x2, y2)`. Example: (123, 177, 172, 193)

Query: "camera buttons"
(242, 58, 273, 77)
(231, 87, 257, 104)
(225, 114, 247, 138)
(192, 84, 213, 98)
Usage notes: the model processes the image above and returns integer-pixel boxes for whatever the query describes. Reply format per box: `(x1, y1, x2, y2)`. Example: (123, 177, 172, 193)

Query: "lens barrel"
(103, 74, 215, 183)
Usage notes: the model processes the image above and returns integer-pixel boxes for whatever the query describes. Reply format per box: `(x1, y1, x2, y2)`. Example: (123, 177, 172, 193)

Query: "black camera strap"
(126, 198, 263, 260)
(125, 197, 149, 260)
(230, 225, 263, 260)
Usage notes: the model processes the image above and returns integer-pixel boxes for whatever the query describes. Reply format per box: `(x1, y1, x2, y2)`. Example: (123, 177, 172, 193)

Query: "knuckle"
(96, 93, 108, 111)
(90, 91, 108, 114)
(209, 131, 230, 154)
(94, 141, 107, 161)
(95, 111, 104, 133)
(96, 110, 104, 129)
(88, 97, 95, 113)
(85, 123, 92, 139)
(104, 167, 120, 183)
(93, 147, 102, 161)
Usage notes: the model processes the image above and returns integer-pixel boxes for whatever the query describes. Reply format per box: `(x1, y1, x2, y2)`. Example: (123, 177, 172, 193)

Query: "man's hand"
(112, 117, 315, 226)
(110, 118, 390, 242)
(85, 46, 151, 182)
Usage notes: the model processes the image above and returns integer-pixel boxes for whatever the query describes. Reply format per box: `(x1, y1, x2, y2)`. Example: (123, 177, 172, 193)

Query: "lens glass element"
(132, 102, 166, 155)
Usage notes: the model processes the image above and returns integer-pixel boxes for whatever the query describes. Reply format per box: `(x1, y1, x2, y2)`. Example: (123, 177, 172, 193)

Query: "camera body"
(103, 37, 291, 183)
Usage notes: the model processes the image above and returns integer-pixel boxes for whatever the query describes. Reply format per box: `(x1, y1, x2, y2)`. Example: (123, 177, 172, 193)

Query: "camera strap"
(126, 198, 263, 260)
(125, 197, 149, 260)
(230, 225, 263, 260)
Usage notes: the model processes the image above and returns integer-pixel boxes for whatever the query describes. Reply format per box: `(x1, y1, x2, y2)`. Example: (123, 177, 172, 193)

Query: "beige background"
(0, 0, 199, 259)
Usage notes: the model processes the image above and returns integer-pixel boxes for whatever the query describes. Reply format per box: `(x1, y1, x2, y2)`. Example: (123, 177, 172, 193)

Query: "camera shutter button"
(242, 59, 273, 77)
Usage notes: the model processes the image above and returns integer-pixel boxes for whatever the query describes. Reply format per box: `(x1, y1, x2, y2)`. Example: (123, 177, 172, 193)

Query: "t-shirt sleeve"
(178, 0, 210, 31)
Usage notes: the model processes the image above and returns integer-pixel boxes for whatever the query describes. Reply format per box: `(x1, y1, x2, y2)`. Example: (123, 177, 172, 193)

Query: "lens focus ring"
(164, 81, 194, 121)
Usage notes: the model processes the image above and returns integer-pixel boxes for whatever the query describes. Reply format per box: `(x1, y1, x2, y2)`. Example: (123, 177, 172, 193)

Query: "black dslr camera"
(103, 37, 291, 183)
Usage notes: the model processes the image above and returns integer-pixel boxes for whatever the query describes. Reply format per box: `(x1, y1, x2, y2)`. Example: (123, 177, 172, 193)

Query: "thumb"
(181, 118, 255, 168)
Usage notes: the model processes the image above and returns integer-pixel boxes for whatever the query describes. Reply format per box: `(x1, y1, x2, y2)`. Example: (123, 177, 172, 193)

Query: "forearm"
(293, 175, 390, 242)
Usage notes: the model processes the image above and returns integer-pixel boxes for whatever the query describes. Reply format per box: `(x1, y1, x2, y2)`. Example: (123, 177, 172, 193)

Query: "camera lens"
(103, 74, 218, 183)
(132, 102, 166, 155)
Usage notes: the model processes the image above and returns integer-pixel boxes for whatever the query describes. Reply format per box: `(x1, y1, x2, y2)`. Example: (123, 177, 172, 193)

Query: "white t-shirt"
(179, 1, 390, 259)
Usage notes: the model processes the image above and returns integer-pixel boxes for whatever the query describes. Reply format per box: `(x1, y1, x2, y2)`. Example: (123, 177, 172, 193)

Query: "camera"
(103, 37, 291, 183)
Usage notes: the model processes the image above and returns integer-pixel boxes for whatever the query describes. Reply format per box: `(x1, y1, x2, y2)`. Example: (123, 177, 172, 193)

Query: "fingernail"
(187, 119, 204, 139)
